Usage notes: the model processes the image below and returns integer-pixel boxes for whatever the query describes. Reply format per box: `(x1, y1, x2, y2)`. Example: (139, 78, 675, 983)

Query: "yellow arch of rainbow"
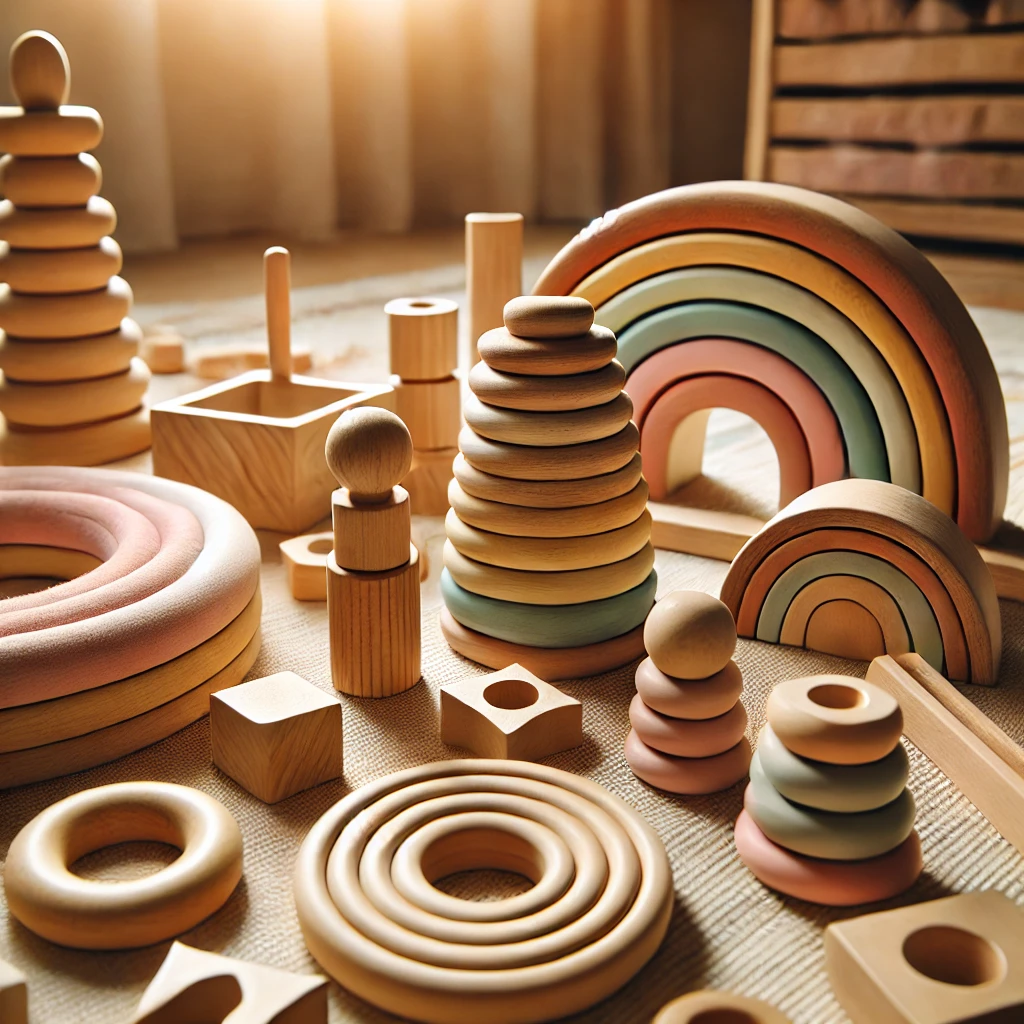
(533, 180, 1008, 545)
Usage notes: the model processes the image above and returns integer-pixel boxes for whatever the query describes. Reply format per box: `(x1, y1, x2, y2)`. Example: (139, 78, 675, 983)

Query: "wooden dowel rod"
(465, 213, 523, 366)
(264, 246, 292, 381)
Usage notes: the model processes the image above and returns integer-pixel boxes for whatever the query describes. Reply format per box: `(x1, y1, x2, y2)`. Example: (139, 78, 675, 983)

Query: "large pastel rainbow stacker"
(440, 296, 656, 679)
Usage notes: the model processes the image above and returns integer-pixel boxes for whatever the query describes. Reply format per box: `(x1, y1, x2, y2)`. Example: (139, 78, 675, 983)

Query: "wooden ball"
(10, 31, 70, 110)
(644, 590, 737, 679)
(503, 296, 595, 338)
(325, 406, 412, 501)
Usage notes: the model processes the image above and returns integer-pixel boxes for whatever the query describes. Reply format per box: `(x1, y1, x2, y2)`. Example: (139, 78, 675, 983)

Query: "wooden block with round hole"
(0, 958, 27, 1024)
(465, 213, 522, 366)
(825, 891, 1024, 1024)
(404, 446, 457, 516)
(0, 196, 115, 249)
(469, 358, 625, 412)
(211, 671, 342, 804)
(0, 153, 100, 206)
(0, 106, 103, 156)
(386, 296, 458, 380)
(477, 324, 616, 376)
(280, 531, 335, 601)
(390, 374, 461, 450)
(0, 320, 139, 382)
(0, 276, 131, 339)
(654, 990, 789, 1023)
(0, 238, 122, 294)
(440, 663, 582, 760)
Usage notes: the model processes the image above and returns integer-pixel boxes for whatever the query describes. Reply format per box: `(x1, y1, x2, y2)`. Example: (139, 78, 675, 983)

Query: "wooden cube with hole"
(825, 890, 1024, 1023)
(210, 671, 343, 803)
(279, 531, 334, 601)
(440, 663, 582, 761)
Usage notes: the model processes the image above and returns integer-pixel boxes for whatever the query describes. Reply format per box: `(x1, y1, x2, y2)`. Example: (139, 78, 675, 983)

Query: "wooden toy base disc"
(0, 405, 151, 466)
(440, 608, 645, 680)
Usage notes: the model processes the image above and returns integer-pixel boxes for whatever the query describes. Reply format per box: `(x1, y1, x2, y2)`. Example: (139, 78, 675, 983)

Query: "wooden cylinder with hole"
(332, 485, 412, 573)
(390, 375, 461, 450)
(387, 297, 458, 381)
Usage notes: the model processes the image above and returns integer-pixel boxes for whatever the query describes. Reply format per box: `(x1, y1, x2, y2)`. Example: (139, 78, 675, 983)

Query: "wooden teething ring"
(294, 759, 672, 1024)
(4, 781, 243, 949)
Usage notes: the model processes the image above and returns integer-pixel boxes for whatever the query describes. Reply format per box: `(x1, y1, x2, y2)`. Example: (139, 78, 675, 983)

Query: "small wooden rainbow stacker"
(151, 248, 392, 533)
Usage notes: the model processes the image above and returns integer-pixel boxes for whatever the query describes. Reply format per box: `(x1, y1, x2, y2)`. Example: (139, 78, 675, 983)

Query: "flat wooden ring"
(0, 196, 115, 248)
(449, 478, 649, 538)
(628, 693, 748, 758)
(0, 107, 103, 156)
(440, 609, 647, 680)
(618, 301, 887, 483)
(535, 182, 995, 539)
(445, 507, 652, 570)
(624, 730, 752, 795)
(0, 467, 260, 705)
(780, 574, 911, 657)
(0, 318, 139, 381)
(766, 675, 903, 764)
(459, 422, 639, 481)
(4, 781, 243, 949)
(602, 266, 921, 495)
(627, 339, 846, 488)
(441, 568, 656, 648)
(734, 809, 922, 906)
(634, 657, 743, 720)
(294, 761, 673, 1021)
(654, 990, 791, 1023)
(0, 544, 101, 582)
(468, 360, 626, 411)
(464, 392, 633, 447)
(0, 356, 149, 428)
(0, 153, 101, 207)
(757, 723, 909, 813)
(0, 276, 132, 339)
(443, 539, 655, 604)
(477, 325, 616, 376)
(640, 374, 813, 505)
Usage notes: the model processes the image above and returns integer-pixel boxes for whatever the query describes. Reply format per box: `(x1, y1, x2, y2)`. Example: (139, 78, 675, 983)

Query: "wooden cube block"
(440, 663, 582, 761)
(140, 327, 185, 374)
(211, 671, 342, 803)
(825, 891, 1024, 1023)
(0, 958, 27, 1024)
(151, 371, 393, 532)
(280, 531, 334, 601)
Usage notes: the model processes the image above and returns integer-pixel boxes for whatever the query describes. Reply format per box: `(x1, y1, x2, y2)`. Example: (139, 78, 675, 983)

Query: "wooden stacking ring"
(294, 760, 672, 1023)
(4, 782, 243, 949)
(624, 730, 752, 795)
(634, 658, 743, 720)
(469, 360, 625, 412)
(477, 325, 616, 377)
(654, 989, 791, 1023)
(503, 295, 595, 338)
(628, 693, 747, 758)
(464, 392, 633, 447)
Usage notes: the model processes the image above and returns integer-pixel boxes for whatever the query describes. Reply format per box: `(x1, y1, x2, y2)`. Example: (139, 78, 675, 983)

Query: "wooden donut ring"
(4, 781, 242, 949)
(0, 238, 122, 295)
(0, 318, 139, 381)
(0, 276, 132, 339)
(469, 360, 626, 412)
(634, 657, 743, 720)
(624, 729, 752, 795)
(0, 196, 114, 249)
(464, 392, 633, 448)
(628, 693, 748, 758)
(0, 467, 260, 705)
(0, 106, 103, 156)
(0, 153, 101, 207)
(449, 478, 649, 538)
(477, 325, 616, 376)
(654, 990, 791, 1023)
(734, 809, 922, 906)
(459, 422, 640, 481)
(640, 374, 812, 505)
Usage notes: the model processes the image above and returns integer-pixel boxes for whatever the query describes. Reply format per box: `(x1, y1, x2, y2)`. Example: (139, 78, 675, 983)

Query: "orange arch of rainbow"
(533, 181, 1008, 544)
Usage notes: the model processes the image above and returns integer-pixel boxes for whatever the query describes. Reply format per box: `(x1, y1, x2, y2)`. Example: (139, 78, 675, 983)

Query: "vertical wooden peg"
(465, 213, 523, 365)
(264, 246, 292, 381)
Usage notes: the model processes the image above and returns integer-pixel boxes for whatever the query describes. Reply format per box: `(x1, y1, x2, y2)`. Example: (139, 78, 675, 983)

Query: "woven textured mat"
(2, 290, 1024, 1023)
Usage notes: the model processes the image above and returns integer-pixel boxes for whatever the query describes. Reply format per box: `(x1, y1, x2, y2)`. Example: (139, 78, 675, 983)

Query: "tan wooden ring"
(0, 544, 102, 582)
(0, 318, 138, 382)
(4, 781, 243, 949)
(477, 325, 617, 377)
(449, 477, 649, 538)
(0, 238, 123, 295)
(459, 422, 640, 481)
(0, 106, 103, 155)
(464, 392, 633, 447)
(0, 275, 132, 339)
(452, 451, 643, 508)
(468, 359, 626, 412)
(294, 760, 672, 1022)
(0, 357, 150, 427)
(628, 692, 748, 758)
(0, 196, 115, 248)
(445, 507, 652, 570)
(766, 675, 903, 765)
(443, 539, 655, 605)
(0, 153, 101, 206)
(0, 467, 260, 705)
(654, 989, 791, 1023)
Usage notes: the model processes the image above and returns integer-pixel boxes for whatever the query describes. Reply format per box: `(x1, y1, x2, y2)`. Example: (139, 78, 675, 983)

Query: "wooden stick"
(465, 213, 522, 366)
(264, 247, 292, 381)
(743, 0, 774, 181)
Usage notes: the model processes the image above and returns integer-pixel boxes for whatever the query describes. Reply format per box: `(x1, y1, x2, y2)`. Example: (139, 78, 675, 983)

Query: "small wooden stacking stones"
(0, 31, 151, 465)
(325, 407, 422, 697)
(441, 295, 655, 678)
(387, 297, 460, 515)
(626, 591, 752, 794)
(736, 674, 922, 906)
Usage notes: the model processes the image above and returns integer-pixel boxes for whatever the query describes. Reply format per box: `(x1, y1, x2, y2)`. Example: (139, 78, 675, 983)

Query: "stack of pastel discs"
(625, 591, 752, 793)
(735, 674, 922, 906)
(440, 295, 656, 677)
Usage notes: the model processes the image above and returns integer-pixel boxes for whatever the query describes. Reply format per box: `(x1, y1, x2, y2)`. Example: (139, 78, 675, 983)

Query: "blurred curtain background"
(0, 0, 751, 253)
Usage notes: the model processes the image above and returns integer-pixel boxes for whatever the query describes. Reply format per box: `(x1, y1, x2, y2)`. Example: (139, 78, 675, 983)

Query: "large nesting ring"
(4, 782, 243, 949)
(294, 759, 673, 1023)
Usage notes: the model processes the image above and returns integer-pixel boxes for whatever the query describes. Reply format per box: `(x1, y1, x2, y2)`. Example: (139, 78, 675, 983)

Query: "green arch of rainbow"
(533, 181, 1008, 544)
(718, 479, 1001, 685)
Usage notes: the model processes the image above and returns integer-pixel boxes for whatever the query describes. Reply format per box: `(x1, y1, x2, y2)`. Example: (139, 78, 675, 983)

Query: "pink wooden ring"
(634, 657, 743, 721)
(0, 467, 260, 707)
(628, 693, 747, 758)
(626, 339, 846, 487)
(638, 374, 813, 504)
(0, 487, 203, 637)
(625, 729, 752, 795)
(734, 809, 922, 906)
